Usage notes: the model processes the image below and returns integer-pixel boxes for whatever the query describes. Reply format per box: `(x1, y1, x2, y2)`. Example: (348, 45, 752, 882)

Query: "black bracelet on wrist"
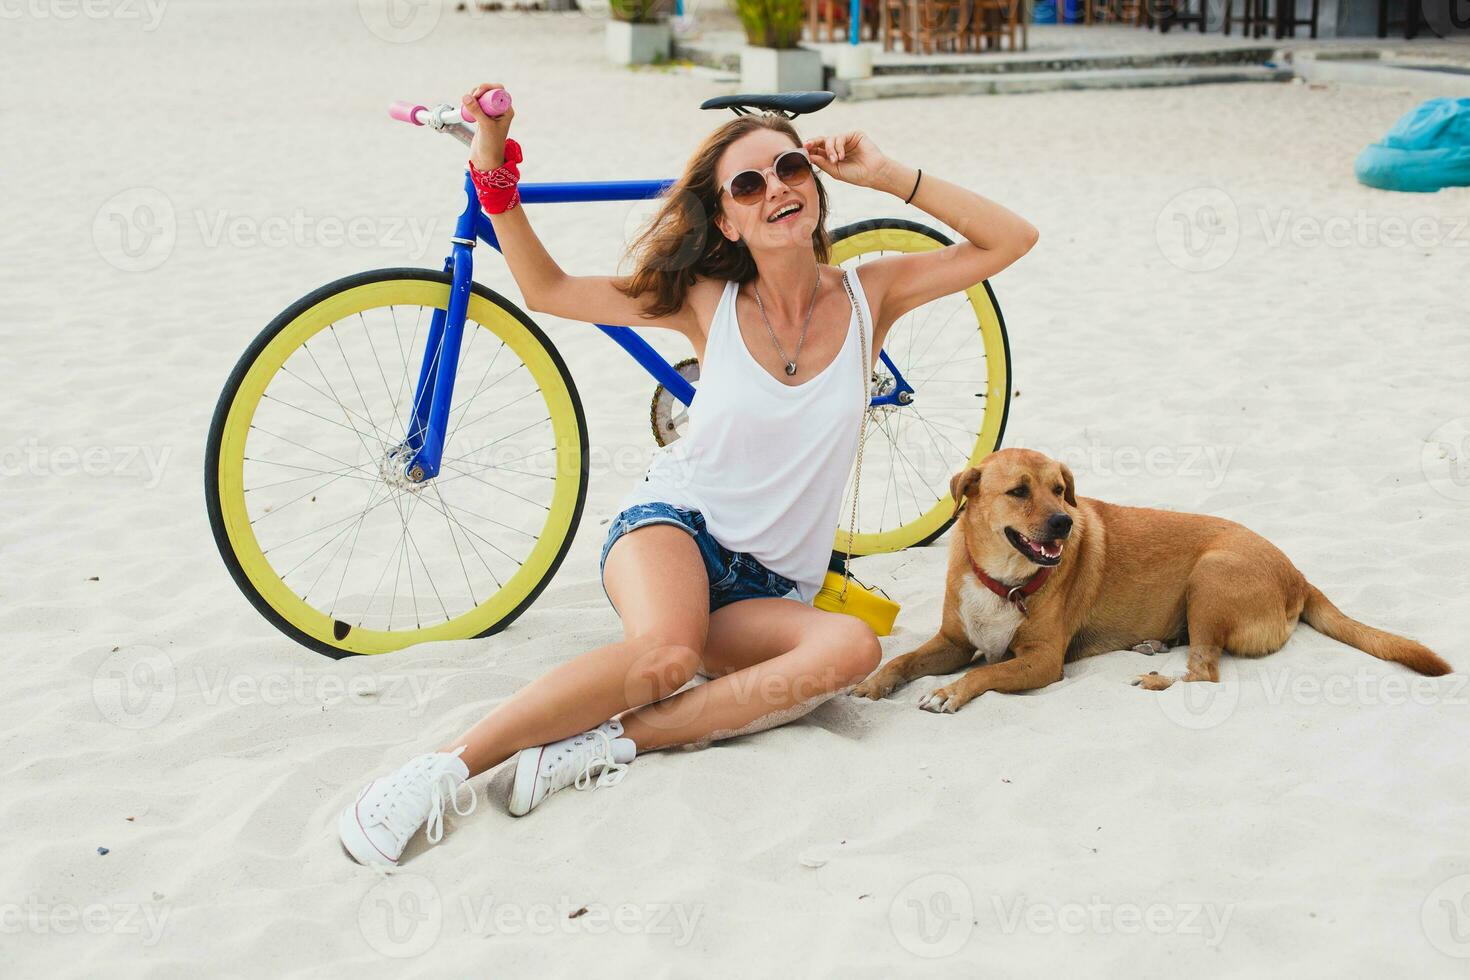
(903, 168, 923, 205)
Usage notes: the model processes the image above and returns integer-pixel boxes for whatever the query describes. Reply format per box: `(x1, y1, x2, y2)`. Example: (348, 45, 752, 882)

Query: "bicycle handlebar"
(389, 89, 512, 128)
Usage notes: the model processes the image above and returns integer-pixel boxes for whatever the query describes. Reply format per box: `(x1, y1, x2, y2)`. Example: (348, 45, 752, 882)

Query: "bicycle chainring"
(650, 357, 700, 447)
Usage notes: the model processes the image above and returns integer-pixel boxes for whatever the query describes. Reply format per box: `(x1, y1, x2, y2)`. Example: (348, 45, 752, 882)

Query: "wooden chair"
(879, 0, 914, 50)
(1155, 0, 1207, 31)
(963, 0, 1021, 50)
(1222, 0, 1320, 36)
(806, 0, 880, 43)
(1116, 0, 1148, 24)
(1378, 0, 1424, 38)
(1222, 0, 1271, 36)
(1011, 0, 1029, 49)
(921, 0, 967, 52)
(1277, 0, 1320, 37)
(881, 0, 964, 52)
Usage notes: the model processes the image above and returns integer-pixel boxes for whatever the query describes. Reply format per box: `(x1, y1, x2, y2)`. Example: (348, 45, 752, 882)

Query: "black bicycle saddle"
(700, 92, 835, 119)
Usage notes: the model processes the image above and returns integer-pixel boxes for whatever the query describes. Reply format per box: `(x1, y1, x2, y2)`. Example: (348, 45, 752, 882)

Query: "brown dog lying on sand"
(852, 448, 1450, 713)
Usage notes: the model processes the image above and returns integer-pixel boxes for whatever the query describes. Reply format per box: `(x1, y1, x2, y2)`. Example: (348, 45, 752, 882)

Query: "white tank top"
(616, 266, 873, 605)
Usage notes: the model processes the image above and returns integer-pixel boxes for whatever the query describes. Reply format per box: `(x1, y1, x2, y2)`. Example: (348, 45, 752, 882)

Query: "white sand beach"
(3, 2, 1469, 975)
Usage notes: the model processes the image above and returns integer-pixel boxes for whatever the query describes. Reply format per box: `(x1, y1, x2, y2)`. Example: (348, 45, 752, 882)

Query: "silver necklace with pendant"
(752, 260, 821, 377)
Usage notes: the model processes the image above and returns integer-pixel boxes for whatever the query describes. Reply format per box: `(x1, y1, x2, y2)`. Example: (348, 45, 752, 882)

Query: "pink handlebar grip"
(389, 101, 428, 125)
(460, 89, 512, 123)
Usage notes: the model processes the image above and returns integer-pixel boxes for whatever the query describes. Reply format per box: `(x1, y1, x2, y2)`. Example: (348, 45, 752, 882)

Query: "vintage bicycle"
(205, 90, 1011, 658)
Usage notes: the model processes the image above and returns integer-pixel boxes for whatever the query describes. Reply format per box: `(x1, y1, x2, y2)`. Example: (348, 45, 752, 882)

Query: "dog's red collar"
(968, 553, 1053, 617)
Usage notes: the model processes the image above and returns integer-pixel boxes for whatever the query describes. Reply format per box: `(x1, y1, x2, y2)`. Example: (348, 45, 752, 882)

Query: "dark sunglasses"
(719, 148, 814, 206)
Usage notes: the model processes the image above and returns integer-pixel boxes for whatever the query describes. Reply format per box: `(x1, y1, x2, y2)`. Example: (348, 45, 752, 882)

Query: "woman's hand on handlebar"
(464, 83, 514, 170)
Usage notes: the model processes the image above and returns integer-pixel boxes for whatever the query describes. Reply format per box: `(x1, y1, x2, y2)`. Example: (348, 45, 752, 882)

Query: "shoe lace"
(549, 730, 628, 795)
(377, 747, 477, 845)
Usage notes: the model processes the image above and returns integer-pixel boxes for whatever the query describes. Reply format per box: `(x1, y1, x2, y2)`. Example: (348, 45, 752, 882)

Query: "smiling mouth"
(1005, 527, 1064, 566)
(767, 202, 803, 224)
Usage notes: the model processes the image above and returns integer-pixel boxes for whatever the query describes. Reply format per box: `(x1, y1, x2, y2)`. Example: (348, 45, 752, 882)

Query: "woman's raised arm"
(462, 83, 700, 337)
(803, 130, 1038, 334)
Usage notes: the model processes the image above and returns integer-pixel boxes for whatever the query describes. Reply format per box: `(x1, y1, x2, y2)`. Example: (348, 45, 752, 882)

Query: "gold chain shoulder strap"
(838, 268, 871, 599)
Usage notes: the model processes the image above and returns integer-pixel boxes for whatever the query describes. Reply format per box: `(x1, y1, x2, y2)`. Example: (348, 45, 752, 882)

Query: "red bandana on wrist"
(470, 137, 523, 214)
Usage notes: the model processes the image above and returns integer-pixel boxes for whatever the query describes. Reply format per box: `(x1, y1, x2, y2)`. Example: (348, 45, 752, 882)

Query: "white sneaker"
(508, 719, 637, 817)
(338, 746, 477, 866)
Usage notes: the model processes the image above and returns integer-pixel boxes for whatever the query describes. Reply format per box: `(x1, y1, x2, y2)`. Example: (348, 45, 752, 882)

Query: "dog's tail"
(1301, 583, 1451, 676)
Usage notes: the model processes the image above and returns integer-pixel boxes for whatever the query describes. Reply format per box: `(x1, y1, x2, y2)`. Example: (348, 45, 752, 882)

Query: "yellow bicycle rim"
(213, 279, 583, 655)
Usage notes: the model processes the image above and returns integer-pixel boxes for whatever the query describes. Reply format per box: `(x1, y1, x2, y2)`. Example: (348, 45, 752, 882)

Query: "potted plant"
(605, 0, 674, 66)
(737, 0, 826, 92)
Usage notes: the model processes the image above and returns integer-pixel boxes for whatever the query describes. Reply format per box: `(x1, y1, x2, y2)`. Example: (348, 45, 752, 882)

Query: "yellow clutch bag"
(817, 269, 901, 637)
(815, 568, 900, 636)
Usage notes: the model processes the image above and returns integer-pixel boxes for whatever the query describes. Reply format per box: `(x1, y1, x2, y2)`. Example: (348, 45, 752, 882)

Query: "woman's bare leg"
(436, 522, 881, 776)
(438, 524, 710, 775)
(619, 596, 881, 752)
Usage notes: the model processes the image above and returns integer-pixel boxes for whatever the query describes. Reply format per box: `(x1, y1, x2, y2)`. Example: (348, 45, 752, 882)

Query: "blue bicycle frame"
(401, 173, 914, 482)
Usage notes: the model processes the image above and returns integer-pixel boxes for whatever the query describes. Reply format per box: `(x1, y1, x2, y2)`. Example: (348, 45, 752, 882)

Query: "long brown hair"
(615, 114, 832, 319)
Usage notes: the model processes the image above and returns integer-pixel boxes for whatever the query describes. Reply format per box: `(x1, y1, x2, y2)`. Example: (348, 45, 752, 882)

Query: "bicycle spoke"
(390, 305, 424, 436)
(363, 512, 412, 631)
(249, 425, 364, 474)
(454, 387, 543, 435)
(430, 481, 482, 611)
(410, 491, 527, 570)
(261, 392, 396, 445)
(435, 461, 551, 514)
(359, 311, 409, 448)
(276, 366, 399, 444)
(269, 486, 398, 565)
(875, 410, 929, 525)
(284, 481, 395, 588)
(444, 339, 510, 447)
(243, 456, 379, 484)
(402, 518, 450, 625)
(250, 464, 368, 522)
(328, 324, 390, 459)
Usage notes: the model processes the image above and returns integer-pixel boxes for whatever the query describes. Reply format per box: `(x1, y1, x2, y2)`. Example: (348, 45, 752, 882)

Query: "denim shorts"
(599, 502, 801, 613)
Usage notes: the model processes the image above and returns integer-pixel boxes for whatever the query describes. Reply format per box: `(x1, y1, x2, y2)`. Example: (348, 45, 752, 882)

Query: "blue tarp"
(1355, 97, 1470, 193)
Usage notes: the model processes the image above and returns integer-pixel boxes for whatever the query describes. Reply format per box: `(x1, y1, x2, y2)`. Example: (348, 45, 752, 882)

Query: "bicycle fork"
(401, 177, 482, 483)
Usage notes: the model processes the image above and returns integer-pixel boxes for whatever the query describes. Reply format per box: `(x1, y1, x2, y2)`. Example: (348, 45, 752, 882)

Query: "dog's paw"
(851, 676, 895, 700)
(1132, 640, 1170, 655)
(917, 687, 970, 714)
(1132, 671, 1175, 691)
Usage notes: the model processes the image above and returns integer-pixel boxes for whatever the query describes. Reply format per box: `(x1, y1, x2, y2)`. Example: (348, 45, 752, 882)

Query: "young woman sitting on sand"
(338, 83, 1038, 866)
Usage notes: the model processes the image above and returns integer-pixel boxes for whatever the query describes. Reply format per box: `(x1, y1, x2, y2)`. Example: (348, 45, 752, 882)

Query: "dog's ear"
(949, 466, 983, 518)
(1059, 463, 1077, 506)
